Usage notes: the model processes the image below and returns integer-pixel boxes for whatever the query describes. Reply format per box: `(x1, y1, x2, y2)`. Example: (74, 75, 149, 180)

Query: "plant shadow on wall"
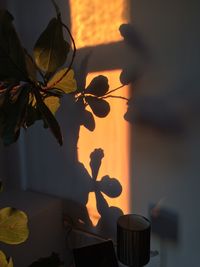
(63, 147, 124, 239)
(0, 1, 150, 266)
(56, 53, 125, 240)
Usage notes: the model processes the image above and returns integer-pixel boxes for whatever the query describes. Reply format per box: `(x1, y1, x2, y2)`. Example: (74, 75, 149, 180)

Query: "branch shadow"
(62, 148, 123, 241)
(56, 53, 125, 242)
(22, 21, 152, 263)
(58, 23, 151, 243)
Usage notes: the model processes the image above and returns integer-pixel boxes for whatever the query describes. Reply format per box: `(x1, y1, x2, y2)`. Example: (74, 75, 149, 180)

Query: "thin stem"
(51, 0, 60, 17)
(46, 23, 76, 89)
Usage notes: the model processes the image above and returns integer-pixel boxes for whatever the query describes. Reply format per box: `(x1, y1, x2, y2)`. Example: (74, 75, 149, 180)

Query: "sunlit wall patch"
(78, 70, 130, 226)
(69, 0, 129, 48)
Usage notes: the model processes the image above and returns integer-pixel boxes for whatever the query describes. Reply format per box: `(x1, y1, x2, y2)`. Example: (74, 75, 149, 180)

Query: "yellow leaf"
(44, 96, 60, 115)
(47, 68, 77, 93)
(0, 251, 13, 267)
(0, 207, 29, 245)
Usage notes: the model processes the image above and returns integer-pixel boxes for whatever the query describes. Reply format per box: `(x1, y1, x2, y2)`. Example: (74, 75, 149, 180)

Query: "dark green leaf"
(0, 10, 28, 81)
(1, 86, 29, 145)
(25, 105, 41, 128)
(25, 52, 37, 82)
(86, 75, 109, 96)
(33, 87, 63, 145)
(81, 110, 95, 131)
(0, 180, 3, 192)
(0, 91, 6, 108)
(29, 252, 63, 267)
(0, 207, 29, 244)
(34, 17, 69, 73)
(86, 96, 110, 118)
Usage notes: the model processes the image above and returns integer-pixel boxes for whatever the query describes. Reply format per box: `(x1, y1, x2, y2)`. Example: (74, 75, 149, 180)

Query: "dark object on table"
(117, 214, 151, 267)
(73, 240, 119, 267)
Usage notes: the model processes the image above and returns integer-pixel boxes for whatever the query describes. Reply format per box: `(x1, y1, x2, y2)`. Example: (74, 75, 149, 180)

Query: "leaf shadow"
(62, 145, 124, 242)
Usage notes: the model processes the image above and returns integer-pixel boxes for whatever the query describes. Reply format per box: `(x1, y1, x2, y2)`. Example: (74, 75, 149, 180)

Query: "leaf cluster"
(0, 7, 76, 146)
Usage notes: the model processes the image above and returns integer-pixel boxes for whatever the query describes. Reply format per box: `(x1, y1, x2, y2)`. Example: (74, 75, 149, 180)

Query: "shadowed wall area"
(0, 1, 200, 267)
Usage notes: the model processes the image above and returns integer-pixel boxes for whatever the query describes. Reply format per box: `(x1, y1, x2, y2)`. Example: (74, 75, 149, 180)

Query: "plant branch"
(51, 0, 60, 17)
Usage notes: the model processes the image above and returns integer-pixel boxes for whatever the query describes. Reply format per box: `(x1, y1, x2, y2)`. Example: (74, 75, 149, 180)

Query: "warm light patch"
(78, 70, 130, 226)
(69, 0, 129, 48)
(86, 192, 101, 226)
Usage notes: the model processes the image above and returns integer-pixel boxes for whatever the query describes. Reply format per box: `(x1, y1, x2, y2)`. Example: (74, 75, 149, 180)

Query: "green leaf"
(33, 87, 63, 145)
(86, 96, 110, 118)
(0, 207, 29, 245)
(0, 10, 28, 81)
(86, 75, 109, 96)
(0, 251, 13, 267)
(47, 68, 77, 93)
(44, 96, 60, 115)
(34, 18, 69, 73)
(25, 104, 41, 128)
(1, 86, 30, 146)
(25, 53, 37, 82)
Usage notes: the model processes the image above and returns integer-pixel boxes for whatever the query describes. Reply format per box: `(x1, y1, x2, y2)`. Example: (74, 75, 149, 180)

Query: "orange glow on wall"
(69, 0, 129, 48)
(86, 192, 101, 226)
(78, 70, 130, 226)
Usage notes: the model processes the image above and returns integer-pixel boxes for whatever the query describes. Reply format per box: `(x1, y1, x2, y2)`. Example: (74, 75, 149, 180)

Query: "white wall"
(131, 1, 200, 266)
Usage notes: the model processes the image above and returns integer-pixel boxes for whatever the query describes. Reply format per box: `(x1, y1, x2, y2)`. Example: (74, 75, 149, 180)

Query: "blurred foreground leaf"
(29, 252, 63, 267)
(0, 207, 29, 245)
(0, 251, 13, 267)
(0, 181, 3, 192)
(1, 86, 30, 146)
(0, 10, 27, 81)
